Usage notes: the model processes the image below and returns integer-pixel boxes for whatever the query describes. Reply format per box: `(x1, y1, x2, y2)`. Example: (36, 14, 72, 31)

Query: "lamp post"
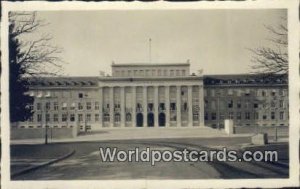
(44, 105, 48, 144)
(217, 90, 221, 130)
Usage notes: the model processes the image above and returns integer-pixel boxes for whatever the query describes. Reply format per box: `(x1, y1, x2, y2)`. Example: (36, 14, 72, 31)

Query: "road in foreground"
(11, 137, 288, 180)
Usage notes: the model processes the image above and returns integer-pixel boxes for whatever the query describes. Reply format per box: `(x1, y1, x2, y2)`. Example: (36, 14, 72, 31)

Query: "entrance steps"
(77, 126, 230, 141)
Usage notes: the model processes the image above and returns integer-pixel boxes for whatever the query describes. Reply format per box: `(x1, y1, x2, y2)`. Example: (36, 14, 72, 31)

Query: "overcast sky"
(34, 9, 286, 76)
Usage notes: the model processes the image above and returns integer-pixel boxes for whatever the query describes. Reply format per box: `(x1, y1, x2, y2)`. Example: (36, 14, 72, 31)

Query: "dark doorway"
(136, 113, 143, 127)
(147, 113, 154, 127)
(159, 113, 166, 127)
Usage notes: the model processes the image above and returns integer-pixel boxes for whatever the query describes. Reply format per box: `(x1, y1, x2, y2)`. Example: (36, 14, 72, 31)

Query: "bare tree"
(9, 11, 65, 77)
(9, 11, 65, 122)
(249, 17, 288, 76)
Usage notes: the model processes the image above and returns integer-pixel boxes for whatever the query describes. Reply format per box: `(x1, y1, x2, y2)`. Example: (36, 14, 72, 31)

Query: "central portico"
(98, 62, 205, 129)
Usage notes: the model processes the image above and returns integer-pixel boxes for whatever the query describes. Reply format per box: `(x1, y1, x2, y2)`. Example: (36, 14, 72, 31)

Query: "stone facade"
(14, 63, 288, 132)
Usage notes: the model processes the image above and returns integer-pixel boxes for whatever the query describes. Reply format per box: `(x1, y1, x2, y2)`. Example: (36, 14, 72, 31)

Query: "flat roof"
(111, 63, 190, 67)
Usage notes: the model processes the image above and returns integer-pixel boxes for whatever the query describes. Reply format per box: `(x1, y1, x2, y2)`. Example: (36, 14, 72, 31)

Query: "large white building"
(20, 62, 205, 131)
(16, 62, 288, 132)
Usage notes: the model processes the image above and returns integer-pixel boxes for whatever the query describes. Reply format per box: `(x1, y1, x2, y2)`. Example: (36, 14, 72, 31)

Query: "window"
(237, 101, 241, 108)
(279, 100, 284, 108)
(228, 112, 234, 119)
(53, 114, 59, 122)
(271, 101, 276, 108)
(205, 112, 208, 120)
(245, 112, 250, 120)
(103, 113, 110, 122)
(262, 90, 266, 96)
(164, 70, 168, 76)
(148, 103, 153, 111)
(45, 102, 51, 110)
(182, 70, 186, 76)
(193, 113, 199, 121)
(245, 101, 250, 109)
(70, 114, 75, 122)
(78, 93, 83, 98)
(86, 114, 91, 122)
(220, 113, 225, 120)
(176, 70, 180, 76)
(279, 90, 283, 96)
(95, 114, 99, 122)
(37, 103, 42, 110)
(78, 102, 83, 110)
(237, 112, 241, 120)
(114, 113, 120, 122)
(37, 114, 42, 122)
(228, 100, 233, 108)
(271, 91, 276, 96)
(95, 102, 100, 110)
(170, 70, 174, 76)
(254, 112, 259, 120)
(211, 113, 217, 120)
(159, 103, 165, 111)
(78, 114, 83, 122)
(280, 112, 284, 120)
(183, 102, 188, 112)
(158, 70, 161, 76)
(170, 103, 176, 111)
(152, 70, 156, 76)
(126, 113, 132, 122)
(54, 102, 59, 110)
(62, 114, 68, 122)
(86, 102, 92, 110)
(254, 103, 258, 108)
(263, 115, 267, 120)
(62, 102, 67, 110)
(271, 112, 275, 120)
(228, 89, 233, 95)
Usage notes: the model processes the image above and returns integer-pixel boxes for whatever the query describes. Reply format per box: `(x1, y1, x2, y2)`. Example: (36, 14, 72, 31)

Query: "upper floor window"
(86, 102, 92, 110)
(170, 70, 174, 76)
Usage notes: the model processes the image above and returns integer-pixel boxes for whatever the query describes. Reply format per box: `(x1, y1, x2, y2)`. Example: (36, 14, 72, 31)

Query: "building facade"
(15, 63, 289, 131)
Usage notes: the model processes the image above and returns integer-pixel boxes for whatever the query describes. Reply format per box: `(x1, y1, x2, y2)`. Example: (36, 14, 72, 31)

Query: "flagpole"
(149, 38, 152, 63)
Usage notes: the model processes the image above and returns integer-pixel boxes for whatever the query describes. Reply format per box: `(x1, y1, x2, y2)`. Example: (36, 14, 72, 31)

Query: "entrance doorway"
(136, 113, 143, 127)
(159, 113, 166, 127)
(147, 113, 154, 127)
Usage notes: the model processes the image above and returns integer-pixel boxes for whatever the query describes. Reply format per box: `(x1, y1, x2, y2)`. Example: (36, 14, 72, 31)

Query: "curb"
(11, 149, 75, 179)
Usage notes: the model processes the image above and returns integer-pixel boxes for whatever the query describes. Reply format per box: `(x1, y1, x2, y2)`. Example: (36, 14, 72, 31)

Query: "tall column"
(165, 86, 170, 127)
(109, 87, 114, 127)
(99, 87, 103, 128)
(143, 86, 148, 127)
(154, 86, 159, 127)
(188, 86, 193, 127)
(132, 86, 136, 127)
(120, 87, 125, 127)
(199, 86, 205, 127)
(176, 86, 181, 127)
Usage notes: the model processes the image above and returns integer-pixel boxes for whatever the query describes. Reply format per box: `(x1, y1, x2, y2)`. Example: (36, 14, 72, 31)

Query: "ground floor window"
(126, 113, 132, 122)
(103, 113, 110, 122)
(114, 113, 121, 122)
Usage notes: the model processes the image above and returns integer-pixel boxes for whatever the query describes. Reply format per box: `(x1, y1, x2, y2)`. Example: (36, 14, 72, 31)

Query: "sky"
(32, 9, 286, 76)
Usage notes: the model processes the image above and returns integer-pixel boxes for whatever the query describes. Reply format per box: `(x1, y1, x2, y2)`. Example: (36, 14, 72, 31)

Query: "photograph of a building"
(14, 62, 288, 132)
(5, 4, 295, 185)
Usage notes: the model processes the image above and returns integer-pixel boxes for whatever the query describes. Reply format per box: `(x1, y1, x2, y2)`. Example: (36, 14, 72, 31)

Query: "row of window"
(33, 102, 201, 112)
(205, 111, 286, 121)
(206, 100, 287, 109)
(114, 69, 188, 77)
(205, 89, 287, 97)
